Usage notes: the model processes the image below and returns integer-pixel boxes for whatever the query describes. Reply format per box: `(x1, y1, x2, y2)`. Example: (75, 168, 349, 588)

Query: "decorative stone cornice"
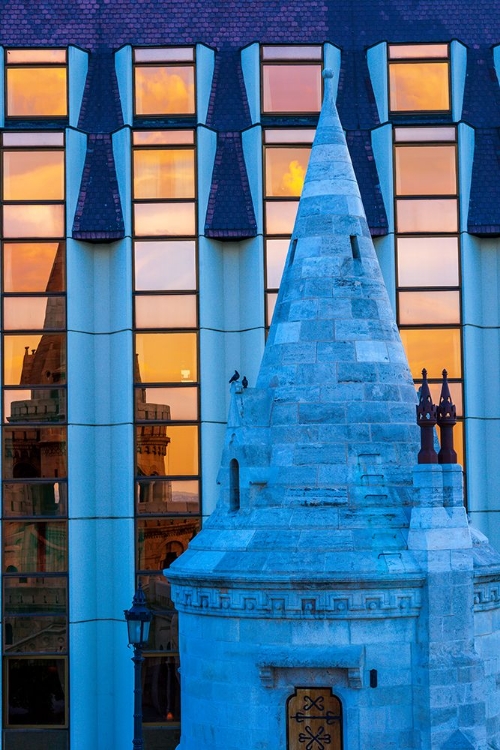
(170, 581, 423, 619)
(257, 645, 365, 689)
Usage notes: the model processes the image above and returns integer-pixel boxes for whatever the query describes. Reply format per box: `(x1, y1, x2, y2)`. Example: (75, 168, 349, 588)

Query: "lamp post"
(124, 582, 153, 750)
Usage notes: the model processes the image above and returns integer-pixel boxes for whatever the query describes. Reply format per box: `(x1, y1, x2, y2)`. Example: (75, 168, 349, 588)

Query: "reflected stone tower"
(168, 71, 500, 749)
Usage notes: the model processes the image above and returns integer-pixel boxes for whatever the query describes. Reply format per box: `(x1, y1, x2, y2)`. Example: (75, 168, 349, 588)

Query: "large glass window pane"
(135, 333, 197, 383)
(136, 424, 198, 476)
(3, 204, 65, 239)
(134, 241, 196, 291)
(389, 62, 449, 111)
(133, 150, 195, 199)
(135, 294, 197, 329)
(3, 427, 67, 479)
(3, 151, 64, 201)
(266, 239, 290, 288)
(399, 327, 461, 379)
(134, 203, 195, 237)
(4, 334, 66, 386)
(134, 66, 195, 115)
(142, 655, 181, 724)
(3, 243, 65, 293)
(395, 145, 456, 196)
(3, 522, 67, 573)
(4, 616, 67, 653)
(3, 482, 67, 517)
(136, 480, 200, 515)
(4, 389, 66, 424)
(4, 577, 67, 614)
(3, 297, 65, 331)
(136, 516, 201, 571)
(5, 657, 66, 726)
(265, 201, 298, 235)
(265, 147, 310, 197)
(398, 290, 460, 325)
(396, 199, 458, 233)
(135, 387, 198, 421)
(397, 236, 459, 287)
(6, 68, 67, 117)
(262, 65, 322, 113)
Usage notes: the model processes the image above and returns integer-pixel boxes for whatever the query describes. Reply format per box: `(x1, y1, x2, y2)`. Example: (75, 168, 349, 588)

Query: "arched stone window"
(287, 687, 343, 749)
(229, 459, 240, 511)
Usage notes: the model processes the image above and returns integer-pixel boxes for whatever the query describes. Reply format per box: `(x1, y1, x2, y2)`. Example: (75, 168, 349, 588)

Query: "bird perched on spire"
(229, 370, 240, 384)
(242, 376, 248, 388)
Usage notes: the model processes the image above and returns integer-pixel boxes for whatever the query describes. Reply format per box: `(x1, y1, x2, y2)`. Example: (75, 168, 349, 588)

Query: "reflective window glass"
(134, 202, 195, 237)
(134, 48, 194, 63)
(266, 238, 290, 288)
(133, 149, 195, 200)
(136, 516, 201, 571)
(134, 240, 196, 291)
(135, 294, 197, 329)
(135, 332, 197, 383)
(264, 129, 315, 144)
(3, 577, 67, 614)
(4, 616, 67, 653)
(262, 46, 322, 61)
(399, 327, 462, 379)
(136, 480, 200, 515)
(3, 242, 65, 293)
(3, 522, 67, 573)
(262, 65, 322, 113)
(135, 387, 198, 421)
(267, 292, 278, 326)
(3, 151, 64, 201)
(134, 66, 195, 115)
(6, 68, 67, 117)
(396, 199, 457, 233)
(3, 297, 66, 331)
(397, 236, 459, 287)
(3, 427, 67, 479)
(7, 50, 67, 64)
(3, 334, 66, 386)
(395, 145, 456, 196)
(394, 127, 455, 143)
(388, 44, 448, 59)
(136, 424, 198, 476)
(265, 201, 299, 235)
(3, 481, 67, 517)
(142, 654, 181, 723)
(265, 147, 310, 197)
(3, 204, 65, 239)
(133, 130, 194, 146)
(398, 290, 460, 325)
(4, 389, 66, 424)
(5, 657, 66, 726)
(389, 62, 449, 112)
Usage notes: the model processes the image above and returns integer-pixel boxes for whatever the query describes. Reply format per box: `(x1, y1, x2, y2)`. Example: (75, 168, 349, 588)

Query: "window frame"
(133, 47, 197, 119)
(387, 43, 451, 115)
(4, 49, 68, 120)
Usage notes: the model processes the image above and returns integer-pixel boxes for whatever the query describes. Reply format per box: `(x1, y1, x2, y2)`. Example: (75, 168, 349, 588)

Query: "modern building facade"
(0, 1, 500, 748)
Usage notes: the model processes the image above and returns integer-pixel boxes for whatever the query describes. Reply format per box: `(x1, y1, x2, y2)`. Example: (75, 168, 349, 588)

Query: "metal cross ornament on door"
(287, 687, 343, 750)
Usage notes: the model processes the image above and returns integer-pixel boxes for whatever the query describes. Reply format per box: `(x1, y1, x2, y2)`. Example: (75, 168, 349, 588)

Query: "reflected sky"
(400, 327, 462, 379)
(395, 145, 456, 196)
(398, 290, 460, 325)
(7, 68, 67, 117)
(134, 240, 196, 290)
(265, 201, 298, 235)
(135, 332, 197, 383)
(262, 64, 321, 112)
(133, 149, 195, 199)
(4, 243, 64, 293)
(3, 151, 64, 201)
(134, 202, 195, 237)
(389, 62, 449, 111)
(397, 237, 459, 287)
(134, 66, 195, 115)
(3, 205, 65, 239)
(265, 148, 310, 197)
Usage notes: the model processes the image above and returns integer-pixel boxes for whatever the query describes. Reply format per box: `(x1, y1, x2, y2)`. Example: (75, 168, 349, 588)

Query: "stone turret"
(168, 71, 500, 749)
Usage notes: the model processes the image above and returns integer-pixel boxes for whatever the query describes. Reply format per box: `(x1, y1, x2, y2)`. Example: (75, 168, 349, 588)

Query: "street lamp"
(124, 582, 153, 750)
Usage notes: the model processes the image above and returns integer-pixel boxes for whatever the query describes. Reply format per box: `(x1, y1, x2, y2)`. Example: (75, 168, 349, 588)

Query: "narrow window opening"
(289, 238, 297, 265)
(229, 459, 240, 511)
(350, 234, 361, 260)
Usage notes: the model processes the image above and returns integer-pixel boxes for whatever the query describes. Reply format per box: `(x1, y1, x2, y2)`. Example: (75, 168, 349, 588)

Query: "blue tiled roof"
(205, 132, 257, 239)
(72, 134, 125, 242)
(78, 48, 124, 132)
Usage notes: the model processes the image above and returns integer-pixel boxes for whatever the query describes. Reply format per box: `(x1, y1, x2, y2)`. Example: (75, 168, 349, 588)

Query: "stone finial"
(437, 369, 457, 464)
(416, 368, 438, 464)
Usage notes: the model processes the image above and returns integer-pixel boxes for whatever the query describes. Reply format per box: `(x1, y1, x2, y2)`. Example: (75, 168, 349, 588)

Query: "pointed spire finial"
(416, 368, 438, 464)
(437, 369, 457, 464)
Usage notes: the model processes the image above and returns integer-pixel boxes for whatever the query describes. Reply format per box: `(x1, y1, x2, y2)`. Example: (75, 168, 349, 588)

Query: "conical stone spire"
(170, 69, 420, 584)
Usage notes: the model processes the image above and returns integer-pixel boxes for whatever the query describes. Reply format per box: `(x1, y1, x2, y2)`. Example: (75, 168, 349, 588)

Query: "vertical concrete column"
(66, 122, 135, 748)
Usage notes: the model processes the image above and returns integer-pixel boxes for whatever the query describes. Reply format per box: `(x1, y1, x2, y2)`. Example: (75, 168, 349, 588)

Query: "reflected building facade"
(0, 1, 500, 748)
